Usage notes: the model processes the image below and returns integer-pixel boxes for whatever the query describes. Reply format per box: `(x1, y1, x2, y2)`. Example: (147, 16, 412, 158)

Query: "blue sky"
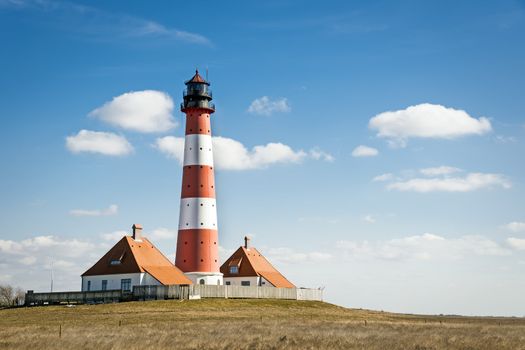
(1, 0, 525, 316)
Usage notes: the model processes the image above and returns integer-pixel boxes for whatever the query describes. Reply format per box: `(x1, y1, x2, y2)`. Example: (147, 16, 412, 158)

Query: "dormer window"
(110, 259, 121, 265)
(229, 266, 239, 274)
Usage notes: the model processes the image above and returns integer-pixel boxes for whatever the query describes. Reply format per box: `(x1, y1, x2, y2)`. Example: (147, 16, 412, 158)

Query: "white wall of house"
(81, 272, 162, 292)
(185, 272, 223, 286)
(223, 276, 271, 287)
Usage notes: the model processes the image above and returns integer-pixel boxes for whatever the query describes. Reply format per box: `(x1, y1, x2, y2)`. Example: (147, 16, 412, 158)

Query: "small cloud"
(352, 145, 379, 157)
(89, 90, 176, 133)
(503, 222, 525, 233)
(507, 237, 525, 250)
(363, 215, 376, 223)
(148, 228, 177, 240)
(100, 230, 128, 241)
(66, 130, 133, 156)
(70, 204, 118, 217)
(266, 247, 332, 264)
(18, 256, 37, 266)
(369, 103, 492, 147)
(388, 173, 511, 193)
(420, 166, 462, 176)
(248, 96, 291, 116)
(337, 233, 510, 262)
(372, 173, 393, 182)
(494, 135, 517, 144)
(309, 147, 335, 162)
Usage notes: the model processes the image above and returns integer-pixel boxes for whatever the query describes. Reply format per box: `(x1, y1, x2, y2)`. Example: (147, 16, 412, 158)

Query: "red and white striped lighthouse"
(175, 70, 223, 285)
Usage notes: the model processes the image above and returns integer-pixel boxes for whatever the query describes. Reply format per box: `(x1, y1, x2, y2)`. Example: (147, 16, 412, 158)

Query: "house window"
(121, 278, 131, 292)
(225, 281, 231, 285)
(241, 281, 250, 286)
(110, 259, 121, 265)
(229, 266, 239, 274)
(101, 280, 107, 291)
(87, 280, 91, 291)
(199, 279, 205, 285)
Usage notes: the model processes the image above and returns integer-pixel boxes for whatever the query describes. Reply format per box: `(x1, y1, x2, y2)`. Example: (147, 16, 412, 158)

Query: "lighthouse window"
(230, 266, 239, 274)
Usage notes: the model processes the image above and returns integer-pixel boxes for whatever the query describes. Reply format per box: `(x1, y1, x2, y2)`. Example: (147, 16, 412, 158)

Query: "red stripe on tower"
(175, 70, 223, 285)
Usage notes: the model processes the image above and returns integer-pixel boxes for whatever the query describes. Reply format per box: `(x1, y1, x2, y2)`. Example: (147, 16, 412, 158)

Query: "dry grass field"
(1, 299, 524, 349)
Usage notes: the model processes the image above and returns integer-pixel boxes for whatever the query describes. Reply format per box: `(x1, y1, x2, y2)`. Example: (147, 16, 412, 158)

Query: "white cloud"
(154, 135, 184, 160)
(66, 130, 133, 156)
(100, 230, 128, 242)
(420, 166, 462, 176)
(265, 247, 332, 264)
(148, 228, 177, 241)
(369, 103, 492, 147)
(363, 215, 376, 223)
(0, 234, 109, 291)
(372, 173, 393, 182)
(507, 238, 525, 250)
(387, 173, 511, 193)
(503, 222, 525, 233)
(337, 233, 510, 262)
(0, 0, 211, 45)
(247, 96, 291, 116)
(494, 135, 517, 144)
(100, 227, 176, 242)
(155, 136, 313, 170)
(0, 235, 97, 260)
(69, 204, 118, 217)
(309, 147, 335, 162)
(89, 90, 176, 133)
(352, 145, 379, 157)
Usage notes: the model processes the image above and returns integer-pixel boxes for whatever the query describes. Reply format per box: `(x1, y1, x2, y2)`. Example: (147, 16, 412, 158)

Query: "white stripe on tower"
(183, 134, 214, 167)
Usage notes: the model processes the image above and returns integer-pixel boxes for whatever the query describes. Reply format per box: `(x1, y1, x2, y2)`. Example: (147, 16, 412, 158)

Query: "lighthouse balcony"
(181, 101, 215, 112)
(183, 89, 212, 99)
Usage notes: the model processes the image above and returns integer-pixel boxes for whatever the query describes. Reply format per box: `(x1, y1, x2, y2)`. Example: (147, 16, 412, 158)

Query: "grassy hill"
(1, 299, 524, 349)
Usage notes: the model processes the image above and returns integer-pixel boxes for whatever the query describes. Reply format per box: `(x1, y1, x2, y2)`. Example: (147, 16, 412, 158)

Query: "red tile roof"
(82, 236, 191, 285)
(187, 70, 206, 84)
(220, 246, 295, 288)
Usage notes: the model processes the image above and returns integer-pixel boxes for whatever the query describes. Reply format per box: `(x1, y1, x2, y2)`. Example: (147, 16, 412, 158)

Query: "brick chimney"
(244, 235, 250, 249)
(132, 224, 143, 241)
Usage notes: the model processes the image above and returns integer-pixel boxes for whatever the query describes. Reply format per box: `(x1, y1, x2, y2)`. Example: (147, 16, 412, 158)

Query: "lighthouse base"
(184, 272, 223, 286)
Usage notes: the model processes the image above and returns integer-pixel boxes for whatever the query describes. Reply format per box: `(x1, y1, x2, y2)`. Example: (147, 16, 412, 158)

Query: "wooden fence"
(25, 285, 323, 306)
(25, 289, 127, 305)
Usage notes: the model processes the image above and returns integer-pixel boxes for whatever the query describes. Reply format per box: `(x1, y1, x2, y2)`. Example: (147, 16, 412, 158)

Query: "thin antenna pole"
(206, 67, 208, 81)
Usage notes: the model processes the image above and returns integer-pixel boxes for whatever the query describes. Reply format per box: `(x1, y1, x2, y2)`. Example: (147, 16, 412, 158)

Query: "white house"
(81, 224, 191, 292)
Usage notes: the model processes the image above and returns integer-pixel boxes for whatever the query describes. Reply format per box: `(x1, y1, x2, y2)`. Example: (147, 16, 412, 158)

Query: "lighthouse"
(175, 70, 223, 285)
